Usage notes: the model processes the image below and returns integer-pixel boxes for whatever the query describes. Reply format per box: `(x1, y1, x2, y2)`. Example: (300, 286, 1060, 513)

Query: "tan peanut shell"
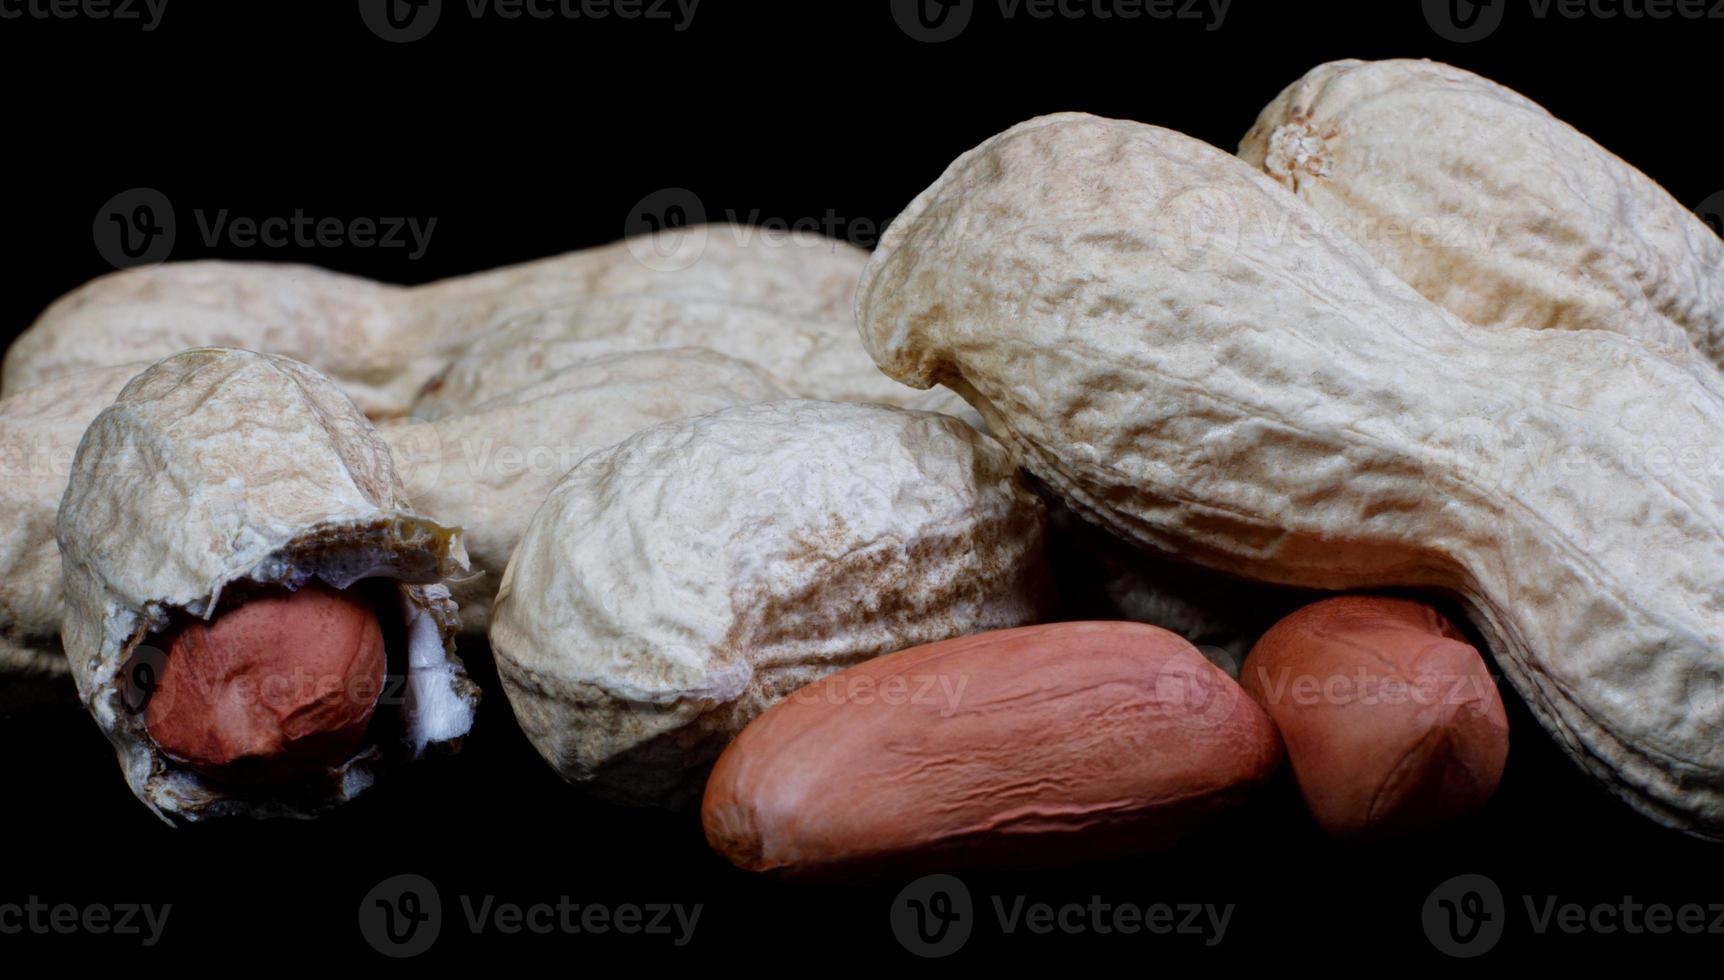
(57, 348, 479, 823)
(4, 264, 418, 419)
(403, 223, 868, 331)
(408, 294, 956, 422)
(377, 347, 790, 637)
(703, 621, 1283, 877)
(0, 363, 150, 711)
(1239, 59, 1724, 365)
(489, 399, 1052, 809)
(858, 112, 1724, 837)
(4, 225, 868, 419)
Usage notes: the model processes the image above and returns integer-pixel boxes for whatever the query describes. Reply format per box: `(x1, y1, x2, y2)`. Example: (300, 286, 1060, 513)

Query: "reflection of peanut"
(703, 622, 1282, 877)
(1241, 596, 1508, 839)
(858, 112, 1724, 837)
(145, 582, 386, 787)
(1241, 59, 1724, 367)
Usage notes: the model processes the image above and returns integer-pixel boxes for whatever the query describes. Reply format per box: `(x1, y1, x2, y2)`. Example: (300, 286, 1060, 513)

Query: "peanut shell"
(858, 112, 1724, 837)
(489, 399, 1052, 808)
(57, 348, 478, 823)
(1240, 59, 1724, 365)
(378, 347, 790, 636)
(0, 363, 150, 711)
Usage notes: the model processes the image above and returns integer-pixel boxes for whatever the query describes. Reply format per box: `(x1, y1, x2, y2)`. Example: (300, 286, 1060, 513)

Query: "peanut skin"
(702, 621, 1282, 877)
(144, 582, 386, 786)
(1240, 596, 1509, 839)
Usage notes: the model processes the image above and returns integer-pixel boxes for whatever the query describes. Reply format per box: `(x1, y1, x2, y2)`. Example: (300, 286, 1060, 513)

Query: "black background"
(3, 0, 1723, 967)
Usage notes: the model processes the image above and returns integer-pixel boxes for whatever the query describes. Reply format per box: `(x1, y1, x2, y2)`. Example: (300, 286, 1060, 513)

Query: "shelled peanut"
(1240, 596, 1509, 839)
(703, 621, 1282, 876)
